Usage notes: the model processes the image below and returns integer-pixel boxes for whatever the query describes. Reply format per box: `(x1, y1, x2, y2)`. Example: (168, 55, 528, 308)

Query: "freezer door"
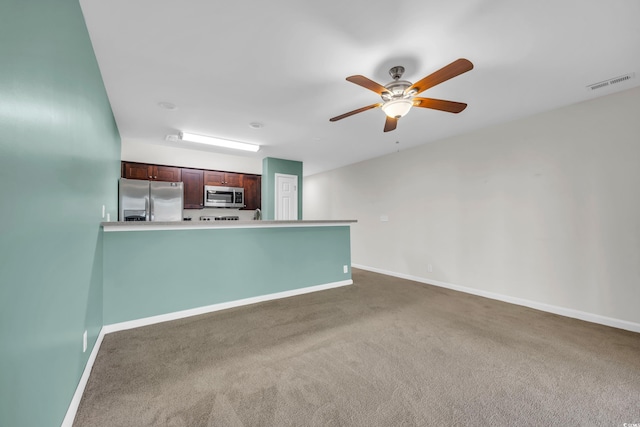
(150, 181, 184, 221)
(119, 178, 150, 221)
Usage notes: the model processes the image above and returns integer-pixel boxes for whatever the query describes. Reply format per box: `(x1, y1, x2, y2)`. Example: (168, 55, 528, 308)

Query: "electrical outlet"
(102, 205, 105, 219)
(106, 213, 111, 222)
(83, 330, 87, 353)
(427, 264, 433, 273)
(343, 265, 348, 274)
(380, 215, 389, 222)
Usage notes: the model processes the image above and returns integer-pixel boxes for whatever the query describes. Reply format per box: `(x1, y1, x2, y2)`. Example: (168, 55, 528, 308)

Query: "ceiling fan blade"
(330, 103, 382, 122)
(413, 97, 468, 113)
(407, 58, 473, 96)
(346, 75, 389, 95)
(383, 116, 398, 132)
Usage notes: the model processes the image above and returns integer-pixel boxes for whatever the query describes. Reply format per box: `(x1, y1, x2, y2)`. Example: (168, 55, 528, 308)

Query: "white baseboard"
(61, 327, 106, 427)
(62, 279, 353, 425)
(352, 264, 640, 334)
(103, 279, 353, 334)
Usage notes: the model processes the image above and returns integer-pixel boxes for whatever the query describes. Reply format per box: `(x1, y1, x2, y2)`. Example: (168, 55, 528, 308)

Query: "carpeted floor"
(73, 269, 640, 426)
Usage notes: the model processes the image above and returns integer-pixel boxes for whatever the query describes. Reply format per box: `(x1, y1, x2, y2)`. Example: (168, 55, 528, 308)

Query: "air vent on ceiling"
(587, 72, 636, 91)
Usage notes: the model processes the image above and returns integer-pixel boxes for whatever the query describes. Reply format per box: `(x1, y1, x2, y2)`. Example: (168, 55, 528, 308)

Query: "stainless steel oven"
(204, 185, 244, 208)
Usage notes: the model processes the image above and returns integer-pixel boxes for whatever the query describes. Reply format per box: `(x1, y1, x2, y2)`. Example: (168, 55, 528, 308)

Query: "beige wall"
(304, 86, 640, 328)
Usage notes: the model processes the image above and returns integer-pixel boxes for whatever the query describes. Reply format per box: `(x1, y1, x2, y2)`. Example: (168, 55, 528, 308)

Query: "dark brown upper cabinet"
(122, 162, 182, 182)
(181, 168, 204, 209)
(204, 171, 243, 187)
(242, 174, 261, 210)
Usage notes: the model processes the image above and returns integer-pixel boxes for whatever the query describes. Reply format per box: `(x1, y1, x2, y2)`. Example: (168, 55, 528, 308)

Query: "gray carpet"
(74, 269, 640, 426)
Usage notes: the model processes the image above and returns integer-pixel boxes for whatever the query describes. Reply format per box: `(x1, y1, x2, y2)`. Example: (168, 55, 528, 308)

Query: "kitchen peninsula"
(100, 220, 355, 329)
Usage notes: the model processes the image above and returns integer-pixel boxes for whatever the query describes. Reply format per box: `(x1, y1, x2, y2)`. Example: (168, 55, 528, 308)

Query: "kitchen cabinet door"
(122, 162, 181, 182)
(223, 172, 243, 187)
(203, 170, 224, 185)
(122, 162, 153, 180)
(153, 165, 181, 182)
(242, 175, 261, 210)
(204, 171, 243, 187)
(182, 168, 204, 209)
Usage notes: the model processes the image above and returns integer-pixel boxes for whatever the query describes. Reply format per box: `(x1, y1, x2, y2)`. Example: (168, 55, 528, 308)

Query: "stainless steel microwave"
(204, 185, 244, 208)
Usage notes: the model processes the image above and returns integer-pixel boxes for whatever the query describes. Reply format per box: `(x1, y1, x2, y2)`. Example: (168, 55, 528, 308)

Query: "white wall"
(121, 139, 263, 174)
(304, 86, 640, 328)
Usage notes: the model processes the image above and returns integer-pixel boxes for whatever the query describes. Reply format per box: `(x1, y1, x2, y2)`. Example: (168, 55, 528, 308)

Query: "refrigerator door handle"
(149, 196, 154, 221)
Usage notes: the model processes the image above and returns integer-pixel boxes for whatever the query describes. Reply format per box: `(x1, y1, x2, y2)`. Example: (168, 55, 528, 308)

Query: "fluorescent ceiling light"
(179, 132, 260, 152)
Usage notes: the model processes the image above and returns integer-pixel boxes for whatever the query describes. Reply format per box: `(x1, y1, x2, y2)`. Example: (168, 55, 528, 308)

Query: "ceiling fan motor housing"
(382, 65, 416, 101)
(382, 67, 415, 117)
(382, 80, 412, 101)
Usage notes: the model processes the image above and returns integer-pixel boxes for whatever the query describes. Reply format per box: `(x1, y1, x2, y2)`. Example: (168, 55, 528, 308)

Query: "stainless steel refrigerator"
(118, 178, 184, 222)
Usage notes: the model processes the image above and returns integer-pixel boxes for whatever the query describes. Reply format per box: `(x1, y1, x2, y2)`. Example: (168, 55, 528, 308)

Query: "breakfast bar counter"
(101, 219, 356, 231)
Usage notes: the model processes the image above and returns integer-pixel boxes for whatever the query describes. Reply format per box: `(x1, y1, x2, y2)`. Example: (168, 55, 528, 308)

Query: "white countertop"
(101, 220, 357, 232)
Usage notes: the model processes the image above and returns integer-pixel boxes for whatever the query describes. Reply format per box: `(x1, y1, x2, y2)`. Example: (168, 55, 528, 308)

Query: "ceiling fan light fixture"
(179, 132, 260, 152)
(381, 98, 413, 118)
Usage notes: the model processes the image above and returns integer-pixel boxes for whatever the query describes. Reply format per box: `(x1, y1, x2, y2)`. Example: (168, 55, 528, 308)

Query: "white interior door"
(275, 173, 298, 220)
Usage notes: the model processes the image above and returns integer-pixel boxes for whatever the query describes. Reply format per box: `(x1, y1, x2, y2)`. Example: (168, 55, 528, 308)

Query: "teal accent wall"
(103, 226, 351, 324)
(262, 157, 303, 220)
(0, 1, 120, 426)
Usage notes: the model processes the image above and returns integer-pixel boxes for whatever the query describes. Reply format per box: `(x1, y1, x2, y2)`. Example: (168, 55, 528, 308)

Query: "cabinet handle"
(148, 176, 152, 178)
(154, 176, 157, 179)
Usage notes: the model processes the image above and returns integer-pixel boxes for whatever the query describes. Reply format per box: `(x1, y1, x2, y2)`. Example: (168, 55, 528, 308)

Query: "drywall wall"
(304, 86, 640, 327)
(103, 226, 352, 325)
(262, 157, 303, 220)
(122, 138, 262, 174)
(0, 1, 121, 426)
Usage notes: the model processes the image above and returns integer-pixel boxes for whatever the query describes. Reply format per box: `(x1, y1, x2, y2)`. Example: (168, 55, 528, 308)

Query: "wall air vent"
(587, 72, 636, 91)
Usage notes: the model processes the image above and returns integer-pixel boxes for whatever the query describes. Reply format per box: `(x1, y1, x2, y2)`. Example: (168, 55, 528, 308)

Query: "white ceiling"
(79, 0, 640, 176)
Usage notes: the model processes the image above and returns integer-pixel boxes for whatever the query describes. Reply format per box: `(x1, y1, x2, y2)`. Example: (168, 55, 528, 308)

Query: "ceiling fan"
(330, 58, 473, 132)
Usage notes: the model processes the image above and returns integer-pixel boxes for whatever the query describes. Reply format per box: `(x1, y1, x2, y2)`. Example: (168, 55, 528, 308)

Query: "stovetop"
(199, 216, 240, 221)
